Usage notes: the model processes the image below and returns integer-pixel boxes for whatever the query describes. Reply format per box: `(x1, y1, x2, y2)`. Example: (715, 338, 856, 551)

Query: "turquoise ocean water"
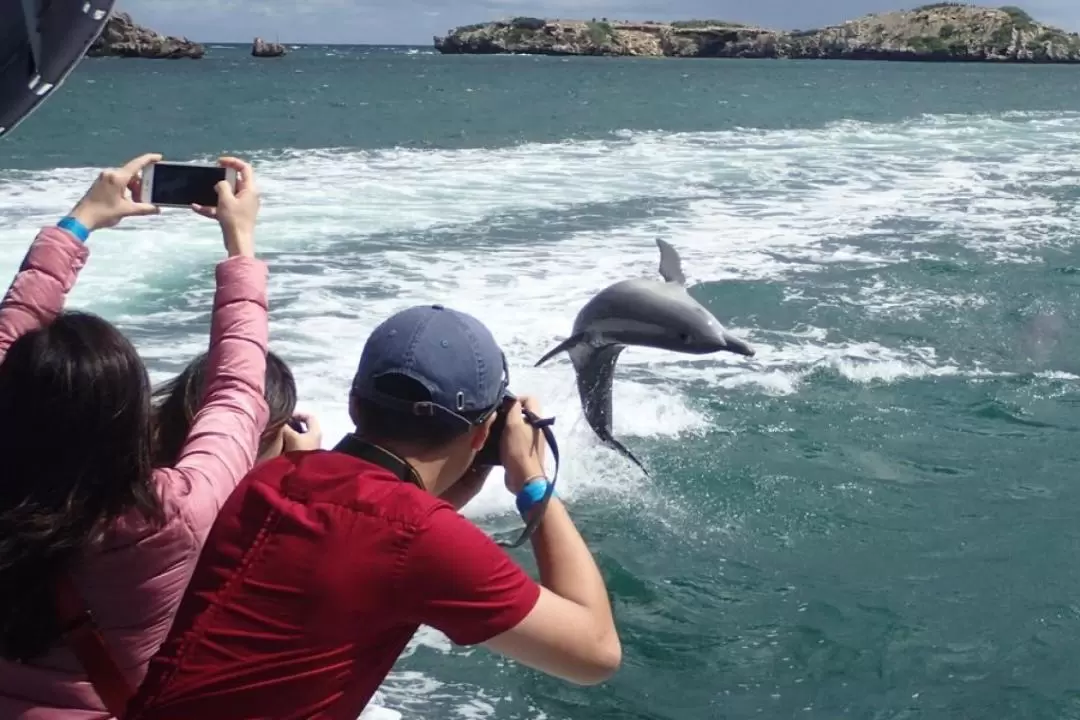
(3, 44, 1080, 719)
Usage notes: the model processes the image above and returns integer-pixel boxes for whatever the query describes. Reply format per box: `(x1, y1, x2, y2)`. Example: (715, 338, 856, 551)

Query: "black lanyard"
(332, 412, 560, 549)
(498, 409, 559, 548)
(332, 434, 424, 488)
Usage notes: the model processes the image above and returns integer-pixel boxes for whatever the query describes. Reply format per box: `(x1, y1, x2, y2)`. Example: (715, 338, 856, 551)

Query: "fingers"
(281, 425, 306, 452)
(119, 153, 163, 180)
(513, 396, 547, 452)
(190, 203, 217, 219)
(517, 395, 542, 416)
(287, 412, 321, 437)
(291, 411, 322, 437)
(127, 176, 144, 203)
(291, 412, 320, 430)
(129, 203, 161, 217)
(503, 397, 527, 426)
(214, 180, 236, 201)
(99, 168, 124, 187)
(218, 156, 256, 192)
(218, 156, 249, 172)
(282, 417, 322, 452)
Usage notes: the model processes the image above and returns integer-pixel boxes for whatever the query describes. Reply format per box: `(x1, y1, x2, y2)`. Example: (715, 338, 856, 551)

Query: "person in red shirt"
(124, 304, 621, 720)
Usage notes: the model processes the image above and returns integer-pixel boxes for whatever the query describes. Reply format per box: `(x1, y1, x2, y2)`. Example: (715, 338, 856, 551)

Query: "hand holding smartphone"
(66, 153, 163, 233)
(138, 156, 259, 259)
(139, 161, 238, 208)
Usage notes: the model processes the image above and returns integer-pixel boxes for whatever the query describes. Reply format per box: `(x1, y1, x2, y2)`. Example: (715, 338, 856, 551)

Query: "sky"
(116, 0, 1080, 46)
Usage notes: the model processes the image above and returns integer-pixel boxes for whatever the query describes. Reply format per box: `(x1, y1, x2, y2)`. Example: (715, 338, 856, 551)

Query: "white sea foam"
(2, 110, 1079, 718)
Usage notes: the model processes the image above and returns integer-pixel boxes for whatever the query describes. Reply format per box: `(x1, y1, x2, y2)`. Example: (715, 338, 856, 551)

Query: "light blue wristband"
(515, 477, 553, 518)
(57, 216, 90, 243)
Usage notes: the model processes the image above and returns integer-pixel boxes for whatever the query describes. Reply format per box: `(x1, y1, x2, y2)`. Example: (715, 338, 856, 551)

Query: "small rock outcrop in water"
(252, 37, 287, 57)
(88, 12, 205, 59)
(434, 5, 1080, 62)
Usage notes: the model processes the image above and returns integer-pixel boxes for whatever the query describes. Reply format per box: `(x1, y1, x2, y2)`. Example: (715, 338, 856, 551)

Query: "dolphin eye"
(679, 332, 693, 344)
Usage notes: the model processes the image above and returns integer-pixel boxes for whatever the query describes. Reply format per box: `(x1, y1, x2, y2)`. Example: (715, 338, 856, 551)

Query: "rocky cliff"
(88, 12, 205, 59)
(434, 5, 1080, 62)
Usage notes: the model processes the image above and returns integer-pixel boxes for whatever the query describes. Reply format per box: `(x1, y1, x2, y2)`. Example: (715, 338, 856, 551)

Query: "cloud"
(116, 0, 1080, 45)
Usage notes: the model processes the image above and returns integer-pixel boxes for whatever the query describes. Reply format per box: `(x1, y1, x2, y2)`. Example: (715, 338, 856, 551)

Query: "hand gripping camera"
(472, 393, 560, 549)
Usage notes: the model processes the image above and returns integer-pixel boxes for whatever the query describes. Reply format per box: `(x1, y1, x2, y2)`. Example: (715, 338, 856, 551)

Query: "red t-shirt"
(125, 449, 541, 720)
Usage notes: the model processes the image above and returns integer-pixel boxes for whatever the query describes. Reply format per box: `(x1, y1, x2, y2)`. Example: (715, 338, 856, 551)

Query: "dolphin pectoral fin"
(596, 429, 651, 477)
(535, 333, 586, 367)
(656, 238, 687, 285)
(574, 344, 648, 476)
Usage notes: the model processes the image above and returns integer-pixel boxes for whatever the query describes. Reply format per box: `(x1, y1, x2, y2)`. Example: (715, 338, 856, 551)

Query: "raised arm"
(403, 396, 620, 687)
(401, 500, 620, 686)
(172, 157, 271, 535)
(482, 396, 620, 684)
(0, 153, 161, 362)
(0, 227, 88, 362)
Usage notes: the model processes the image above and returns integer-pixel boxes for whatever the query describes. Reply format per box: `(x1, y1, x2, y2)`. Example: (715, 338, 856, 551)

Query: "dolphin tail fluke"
(534, 333, 585, 367)
(597, 429, 651, 477)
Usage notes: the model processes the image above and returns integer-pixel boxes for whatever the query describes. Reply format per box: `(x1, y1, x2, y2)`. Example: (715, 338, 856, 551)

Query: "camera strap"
(331, 434, 425, 489)
(332, 410, 560, 550)
(496, 409, 559, 549)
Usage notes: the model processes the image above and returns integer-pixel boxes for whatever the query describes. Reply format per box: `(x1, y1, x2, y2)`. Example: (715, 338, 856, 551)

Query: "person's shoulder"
(273, 450, 450, 521)
(280, 448, 365, 479)
(274, 449, 370, 499)
(411, 499, 500, 552)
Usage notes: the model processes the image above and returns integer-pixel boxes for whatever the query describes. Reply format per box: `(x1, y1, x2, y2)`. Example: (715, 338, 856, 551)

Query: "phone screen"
(149, 164, 227, 206)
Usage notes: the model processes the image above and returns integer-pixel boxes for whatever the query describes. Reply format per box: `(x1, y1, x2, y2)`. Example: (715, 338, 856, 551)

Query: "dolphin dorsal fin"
(655, 238, 686, 285)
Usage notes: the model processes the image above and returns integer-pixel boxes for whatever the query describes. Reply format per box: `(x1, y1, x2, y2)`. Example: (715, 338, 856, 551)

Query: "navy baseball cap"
(351, 304, 509, 430)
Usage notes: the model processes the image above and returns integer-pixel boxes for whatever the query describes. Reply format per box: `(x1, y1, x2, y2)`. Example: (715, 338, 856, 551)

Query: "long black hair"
(151, 350, 297, 467)
(0, 311, 164, 662)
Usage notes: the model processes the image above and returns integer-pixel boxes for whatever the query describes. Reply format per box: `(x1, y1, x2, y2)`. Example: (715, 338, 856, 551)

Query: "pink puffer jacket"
(0, 227, 270, 719)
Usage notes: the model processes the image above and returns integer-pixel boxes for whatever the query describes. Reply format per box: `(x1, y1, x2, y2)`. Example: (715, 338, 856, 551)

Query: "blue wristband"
(57, 216, 90, 243)
(515, 477, 553, 518)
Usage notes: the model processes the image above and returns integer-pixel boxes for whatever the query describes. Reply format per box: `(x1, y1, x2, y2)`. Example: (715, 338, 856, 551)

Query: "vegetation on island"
(433, 4, 1080, 63)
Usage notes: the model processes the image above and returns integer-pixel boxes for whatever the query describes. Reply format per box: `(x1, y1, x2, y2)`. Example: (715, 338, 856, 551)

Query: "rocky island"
(252, 37, 288, 57)
(88, 12, 205, 59)
(434, 4, 1080, 62)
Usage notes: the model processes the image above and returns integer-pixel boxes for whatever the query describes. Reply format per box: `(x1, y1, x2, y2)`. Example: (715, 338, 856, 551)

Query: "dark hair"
(353, 373, 489, 448)
(0, 311, 163, 662)
(151, 350, 297, 467)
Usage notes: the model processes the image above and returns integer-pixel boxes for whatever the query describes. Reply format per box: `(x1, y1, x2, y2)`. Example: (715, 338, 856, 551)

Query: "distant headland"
(433, 4, 1080, 62)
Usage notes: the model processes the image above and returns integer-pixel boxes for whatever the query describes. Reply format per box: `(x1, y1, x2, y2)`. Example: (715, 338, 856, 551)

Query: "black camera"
(474, 394, 514, 466)
(470, 393, 561, 549)
(473, 392, 554, 467)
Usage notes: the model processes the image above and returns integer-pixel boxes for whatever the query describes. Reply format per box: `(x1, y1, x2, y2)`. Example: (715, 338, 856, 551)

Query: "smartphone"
(140, 161, 237, 208)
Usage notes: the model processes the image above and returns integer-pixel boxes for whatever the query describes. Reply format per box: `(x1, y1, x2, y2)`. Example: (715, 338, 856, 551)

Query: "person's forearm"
(530, 499, 615, 631)
(0, 227, 88, 363)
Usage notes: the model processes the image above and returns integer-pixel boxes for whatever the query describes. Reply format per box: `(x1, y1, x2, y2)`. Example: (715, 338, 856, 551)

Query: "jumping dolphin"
(535, 239, 755, 474)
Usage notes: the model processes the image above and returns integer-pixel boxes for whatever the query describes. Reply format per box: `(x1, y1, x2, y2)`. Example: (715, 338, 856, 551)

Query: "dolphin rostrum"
(534, 239, 755, 475)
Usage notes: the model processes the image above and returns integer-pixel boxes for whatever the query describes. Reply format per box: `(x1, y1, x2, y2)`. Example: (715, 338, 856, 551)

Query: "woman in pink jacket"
(0, 152, 270, 719)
